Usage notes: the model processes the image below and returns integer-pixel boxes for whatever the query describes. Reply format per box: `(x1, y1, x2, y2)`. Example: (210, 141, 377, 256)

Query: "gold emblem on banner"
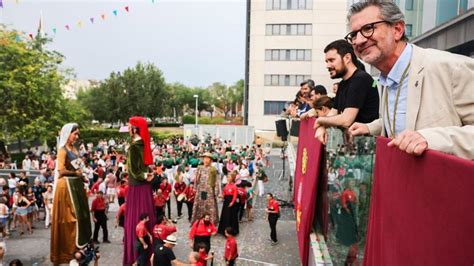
(302, 148, 308, 175)
(296, 204, 302, 232)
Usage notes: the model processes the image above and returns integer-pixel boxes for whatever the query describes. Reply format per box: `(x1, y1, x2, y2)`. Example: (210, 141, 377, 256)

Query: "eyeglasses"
(345, 20, 389, 44)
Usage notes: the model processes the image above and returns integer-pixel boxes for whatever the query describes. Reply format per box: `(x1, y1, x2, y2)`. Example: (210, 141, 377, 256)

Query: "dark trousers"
(176, 196, 183, 217)
(93, 211, 108, 241)
(238, 202, 245, 221)
(193, 235, 211, 253)
(166, 199, 171, 218)
(185, 201, 193, 221)
(268, 214, 278, 242)
(226, 259, 236, 266)
(118, 197, 125, 206)
(137, 236, 151, 266)
(156, 206, 164, 221)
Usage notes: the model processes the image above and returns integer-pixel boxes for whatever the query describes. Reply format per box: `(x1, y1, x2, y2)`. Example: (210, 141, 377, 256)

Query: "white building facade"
(245, 0, 349, 131)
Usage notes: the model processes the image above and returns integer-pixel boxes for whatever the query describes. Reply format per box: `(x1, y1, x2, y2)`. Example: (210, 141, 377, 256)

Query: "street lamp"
(193, 94, 199, 127)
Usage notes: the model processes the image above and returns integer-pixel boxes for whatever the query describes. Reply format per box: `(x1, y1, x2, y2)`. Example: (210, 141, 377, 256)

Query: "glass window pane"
(285, 25, 291, 35)
(305, 24, 312, 35)
(266, 25, 273, 35)
(291, 0, 298, 9)
(279, 50, 286, 61)
(266, 0, 273, 10)
(280, 0, 287, 9)
(272, 25, 280, 35)
(265, 50, 272, 61)
(290, 75, 296, 86)
(279, 75, 285, 86)
(274, 0, 280, 10)
(305, 50, 311, 61)
(272, 50, 279, 60)
(271, 75, 279, 86)
(297, 24, 305, 35)
(286, 50, 291, 61)
(291, 25, 297, 35)
(264, 75, 271, 86)
(280, 25, 286, 35)
(264, 102, 270, 114)
(290, 50, 297, 61)
(297, 50, 304, 60)
(298, 0, 306, 9)
(284, 75, 290, 86)
(306, 0, 312, 9)
(304, 75, 311, 81)
(296, 75, 304, 85)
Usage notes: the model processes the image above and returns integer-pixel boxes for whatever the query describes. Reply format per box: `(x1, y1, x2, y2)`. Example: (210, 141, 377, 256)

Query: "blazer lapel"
(406, 45, 425, 131)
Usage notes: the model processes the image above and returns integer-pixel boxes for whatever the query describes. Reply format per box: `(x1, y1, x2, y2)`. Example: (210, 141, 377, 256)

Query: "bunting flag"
(90, 17, 94, 24)
(0, 0, 3, 8)
(112, 10, 118, 16)
(15, 35, 21, 42)
(28, 33, 33, 39)
(65, 25, 70, 31)
(77, 21, 82, 28)
(125, 6, 129, 12)
(101, 14, 106, 20)
(52, 28, 57, 34)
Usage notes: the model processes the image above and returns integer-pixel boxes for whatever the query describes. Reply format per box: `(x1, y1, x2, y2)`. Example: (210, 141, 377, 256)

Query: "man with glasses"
(313, 39, 379, 144)
(347, 1, 474, 160)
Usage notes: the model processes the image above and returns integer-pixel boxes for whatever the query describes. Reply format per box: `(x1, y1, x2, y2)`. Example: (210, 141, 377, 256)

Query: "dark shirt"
(333, 69, 379, 123)
(153, 244, 176, 266)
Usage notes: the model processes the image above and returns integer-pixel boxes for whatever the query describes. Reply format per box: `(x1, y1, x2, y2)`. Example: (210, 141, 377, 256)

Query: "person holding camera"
(69, 244, 100, 266)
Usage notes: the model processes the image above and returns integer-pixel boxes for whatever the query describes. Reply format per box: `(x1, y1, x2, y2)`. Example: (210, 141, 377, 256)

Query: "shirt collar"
(378, 43, 413, 88)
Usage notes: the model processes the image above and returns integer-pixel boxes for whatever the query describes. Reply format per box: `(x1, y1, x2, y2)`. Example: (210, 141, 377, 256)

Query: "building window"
(266, 24, 312, 36)
(405, 0, 414, 10)
(265, 49, 312, 61)
(264, 74, 311, 86)
(264, 101, 287, 115)
(405, 24, 413, 37)
(266, 0, 312, 10)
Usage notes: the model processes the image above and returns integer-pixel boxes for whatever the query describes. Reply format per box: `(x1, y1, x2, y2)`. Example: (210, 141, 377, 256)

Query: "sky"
(0, 0, 246, 87)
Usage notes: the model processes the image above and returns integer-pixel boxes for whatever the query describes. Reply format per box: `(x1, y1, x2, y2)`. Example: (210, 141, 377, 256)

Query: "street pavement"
(4, 152, 300, 265)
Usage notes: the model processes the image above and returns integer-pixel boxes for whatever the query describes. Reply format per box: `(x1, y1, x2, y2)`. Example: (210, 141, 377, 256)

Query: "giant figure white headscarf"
(53, 123, 78, 191)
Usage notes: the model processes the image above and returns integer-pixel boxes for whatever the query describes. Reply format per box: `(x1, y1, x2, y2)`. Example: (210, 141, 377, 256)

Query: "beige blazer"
(366, 44, 474, 160)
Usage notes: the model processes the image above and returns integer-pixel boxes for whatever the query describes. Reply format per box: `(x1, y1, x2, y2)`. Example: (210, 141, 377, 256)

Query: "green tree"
(0, 27, 85, 148)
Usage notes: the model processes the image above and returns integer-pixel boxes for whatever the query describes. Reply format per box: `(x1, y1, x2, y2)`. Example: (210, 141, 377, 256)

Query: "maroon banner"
(293, 118, 324, 266)
(364, 137, 474, 266)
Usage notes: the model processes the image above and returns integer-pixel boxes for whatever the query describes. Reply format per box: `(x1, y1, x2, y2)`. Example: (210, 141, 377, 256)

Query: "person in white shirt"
(22, 156, 31, 171)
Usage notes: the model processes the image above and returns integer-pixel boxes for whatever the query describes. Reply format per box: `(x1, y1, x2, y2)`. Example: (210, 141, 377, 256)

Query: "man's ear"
(393, 21, 406, 41)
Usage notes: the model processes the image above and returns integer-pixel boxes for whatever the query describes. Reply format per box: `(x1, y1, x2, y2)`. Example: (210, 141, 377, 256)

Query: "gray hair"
(347, 1, 408, 41)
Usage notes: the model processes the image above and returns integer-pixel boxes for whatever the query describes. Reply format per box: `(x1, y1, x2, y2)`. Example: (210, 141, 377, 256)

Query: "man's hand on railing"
(388, 129, 428, 156)
(349, 122, 369, 136)
(315, 127, 328, 145)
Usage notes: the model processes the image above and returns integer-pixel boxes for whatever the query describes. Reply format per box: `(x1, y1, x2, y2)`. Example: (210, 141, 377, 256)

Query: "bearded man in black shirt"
(314, 39, 379, 144)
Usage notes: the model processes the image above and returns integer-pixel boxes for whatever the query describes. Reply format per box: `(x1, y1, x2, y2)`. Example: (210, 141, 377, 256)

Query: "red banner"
(293, 118, 324, 266)
(364, 137, 474, 266)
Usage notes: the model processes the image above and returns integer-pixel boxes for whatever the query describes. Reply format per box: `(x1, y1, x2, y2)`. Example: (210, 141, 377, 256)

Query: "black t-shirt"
(333, 69, 379, 123)
(153, 244, 176, 266)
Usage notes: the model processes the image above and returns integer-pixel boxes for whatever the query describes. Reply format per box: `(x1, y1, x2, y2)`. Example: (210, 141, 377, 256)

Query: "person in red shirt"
(152, 215, 177, 248)
(116, 179, 128, 206)
(153, 189, 166, 220)
(184, 182, 196, 222)
(173, 176, 187, 219)
(135, 213, 152, 266)
(217, 174, 239, 235)
(91, 191, 110, 244)
(195, 242, 213, 266)
(160, 178, 172, 219)
(189, 213, 217, 253)
(89, 178, 103, 196)
(115, 202, 126, 229)
(266, 193, 280, 245)
(236, 184, 247, 222)
(224, 227, 238, 266)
